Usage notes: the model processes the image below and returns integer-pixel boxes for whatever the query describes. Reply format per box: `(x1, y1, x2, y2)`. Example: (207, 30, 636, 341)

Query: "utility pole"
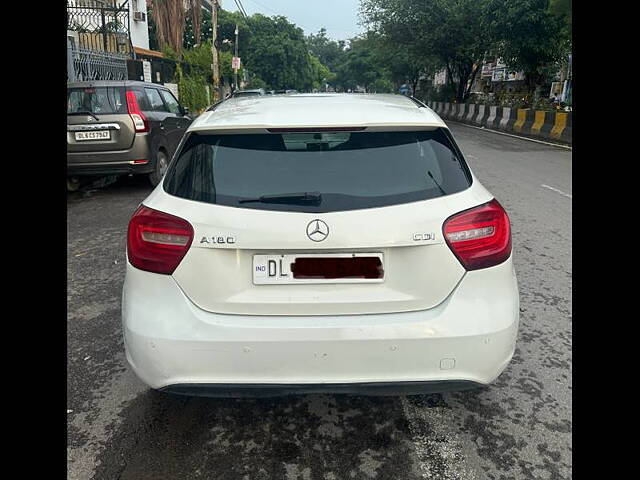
(234, 24, 239, 90)
(211, 0, 221, 101)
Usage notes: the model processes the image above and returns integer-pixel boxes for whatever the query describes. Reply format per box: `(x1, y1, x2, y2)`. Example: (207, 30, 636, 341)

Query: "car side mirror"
(181, 106, 190, 116)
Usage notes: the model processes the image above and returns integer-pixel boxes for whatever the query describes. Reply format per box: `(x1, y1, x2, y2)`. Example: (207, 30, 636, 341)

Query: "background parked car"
(67, 80, 192, 190)
(231, 89, 265, 98)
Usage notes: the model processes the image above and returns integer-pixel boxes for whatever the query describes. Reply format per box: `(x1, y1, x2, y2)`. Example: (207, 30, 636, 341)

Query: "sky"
(222, 0, 365, 41)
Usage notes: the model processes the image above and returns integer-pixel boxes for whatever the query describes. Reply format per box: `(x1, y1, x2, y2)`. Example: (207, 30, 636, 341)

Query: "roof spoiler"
(266, 127, 367, 133)
(408, 96, 427, 108)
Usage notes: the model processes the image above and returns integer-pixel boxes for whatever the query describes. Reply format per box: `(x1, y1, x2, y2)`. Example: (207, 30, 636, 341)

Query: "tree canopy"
(217, 10, 331, 90)
(360, 0, 572, 100)
(148, 0, 570, 100)
(487, 0, 570, 94)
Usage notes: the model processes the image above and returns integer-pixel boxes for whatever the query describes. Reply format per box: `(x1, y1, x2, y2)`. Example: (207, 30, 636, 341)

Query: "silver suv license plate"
(75, 130, 110, 141)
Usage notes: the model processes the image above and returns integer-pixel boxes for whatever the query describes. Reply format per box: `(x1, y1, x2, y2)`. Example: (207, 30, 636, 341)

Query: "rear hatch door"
(67, 85, 135, 155)
(146, 128, 490, 316)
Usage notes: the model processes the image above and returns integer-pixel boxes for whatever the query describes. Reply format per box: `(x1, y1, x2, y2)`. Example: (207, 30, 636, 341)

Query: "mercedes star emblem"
(306, 219, 329, 242)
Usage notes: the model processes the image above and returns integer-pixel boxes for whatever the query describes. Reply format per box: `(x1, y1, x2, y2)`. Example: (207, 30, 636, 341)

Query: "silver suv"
(67, 80, 192, 190)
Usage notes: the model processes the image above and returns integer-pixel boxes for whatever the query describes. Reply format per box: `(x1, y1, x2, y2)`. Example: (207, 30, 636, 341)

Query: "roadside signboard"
(232, 57, 241, 70)
(492, 68, 505, 82)
(506, 71, 524, 81)
(481, 63, 494, 77)
(142, 60, 152, 83)
(433, 69, 447, 86)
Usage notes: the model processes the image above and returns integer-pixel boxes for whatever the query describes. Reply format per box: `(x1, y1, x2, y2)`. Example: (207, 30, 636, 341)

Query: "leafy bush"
(174, 64, 210, 113)
(245, 75, 267, 90)
(430, 84, 456, 102)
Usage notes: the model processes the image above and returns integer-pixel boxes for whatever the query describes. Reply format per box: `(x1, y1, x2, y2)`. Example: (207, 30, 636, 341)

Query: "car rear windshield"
(163, 129, 472, 213)
(67, 86, 127, 115)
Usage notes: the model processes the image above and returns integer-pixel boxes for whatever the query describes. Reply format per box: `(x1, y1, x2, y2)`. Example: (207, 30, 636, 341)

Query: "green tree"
(217, 9, 251, 56)
(306, 28, 347, 72)
(366, 31, 438, 94)
(333, 33, 388, 92)
(488, 0, 570, 98)
(152, 5, 334, 94)
(361, 0, 496, 101)
(362, 0, 571, 100)
(549, 0, 572, 32)
(240, 14, 317, 90)
(309, 54, 335, 91)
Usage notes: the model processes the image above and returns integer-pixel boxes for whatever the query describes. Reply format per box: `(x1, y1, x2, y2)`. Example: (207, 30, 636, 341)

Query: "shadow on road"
(67, 175, 153, 203)
(93, 389, 429, 480)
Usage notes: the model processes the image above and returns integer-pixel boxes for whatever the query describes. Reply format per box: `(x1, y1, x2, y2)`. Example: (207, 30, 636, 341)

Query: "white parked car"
(122, 93, 519, 397)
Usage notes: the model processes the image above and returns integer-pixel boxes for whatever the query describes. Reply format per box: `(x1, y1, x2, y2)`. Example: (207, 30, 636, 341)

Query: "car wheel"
(67, 177, 80, 192)
(148, 149, 169, 187)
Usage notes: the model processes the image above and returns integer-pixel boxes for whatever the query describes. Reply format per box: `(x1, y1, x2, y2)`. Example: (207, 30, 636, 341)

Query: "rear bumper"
(122, 258, 519, 395)
(67, 134, 152, 176)
(160, 380, 483, 397)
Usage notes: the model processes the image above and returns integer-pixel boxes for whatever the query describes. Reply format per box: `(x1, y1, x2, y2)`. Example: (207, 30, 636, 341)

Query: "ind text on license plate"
(253, 253, 384, 285)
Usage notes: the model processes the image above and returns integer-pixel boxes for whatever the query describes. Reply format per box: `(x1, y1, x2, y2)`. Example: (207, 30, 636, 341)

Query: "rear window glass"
(160, 90, 181, 114)
(130, 87, 151, 111)
(67, 86, 126, 115)
(163, 129, 472, 213)
(145, 88, 168, 112)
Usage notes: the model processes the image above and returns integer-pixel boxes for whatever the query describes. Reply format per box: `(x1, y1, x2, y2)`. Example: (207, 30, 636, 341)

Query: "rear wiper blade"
(238, 192, 322, 205)
(427, 171, 448, 196)
(68, 111, 100, 121)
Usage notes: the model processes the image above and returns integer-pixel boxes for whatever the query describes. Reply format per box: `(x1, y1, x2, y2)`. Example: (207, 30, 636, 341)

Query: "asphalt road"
(67, 124, 572, 480)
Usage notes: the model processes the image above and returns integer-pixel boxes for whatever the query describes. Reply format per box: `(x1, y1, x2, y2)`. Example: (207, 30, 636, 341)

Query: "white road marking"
(541, 184, 572, 199)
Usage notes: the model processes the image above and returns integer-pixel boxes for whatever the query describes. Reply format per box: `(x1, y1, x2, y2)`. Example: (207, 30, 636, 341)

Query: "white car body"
(122, 94, 519, 396)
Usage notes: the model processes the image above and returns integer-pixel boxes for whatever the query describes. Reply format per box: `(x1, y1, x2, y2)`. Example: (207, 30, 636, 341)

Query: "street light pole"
(234, 24, 239, 90)
(211, 0, 221, 101)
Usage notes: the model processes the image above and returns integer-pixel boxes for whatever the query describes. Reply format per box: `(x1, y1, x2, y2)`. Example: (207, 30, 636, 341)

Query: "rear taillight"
(443, 199, 511, 271)
(127, 206, 194, 274)
(126, 90, 149, 133)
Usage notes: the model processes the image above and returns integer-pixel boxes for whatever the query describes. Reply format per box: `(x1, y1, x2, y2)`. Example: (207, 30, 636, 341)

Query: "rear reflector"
(291, 257, 384, 279)
(126, 90, 149, 133)
(443, 199, 511, 270)
(127, 206, 194, 274)
(128, 159, 149, 164)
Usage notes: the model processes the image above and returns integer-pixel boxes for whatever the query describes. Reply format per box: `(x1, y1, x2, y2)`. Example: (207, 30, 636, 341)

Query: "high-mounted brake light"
(127, 206, 194, 274)
(266, 127, 366, 133)
(126, 90, 149, 133)
(443, 199, 511, 271)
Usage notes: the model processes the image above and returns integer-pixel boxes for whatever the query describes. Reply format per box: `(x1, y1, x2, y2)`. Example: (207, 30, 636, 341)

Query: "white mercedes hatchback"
(122, 93, 519, 397)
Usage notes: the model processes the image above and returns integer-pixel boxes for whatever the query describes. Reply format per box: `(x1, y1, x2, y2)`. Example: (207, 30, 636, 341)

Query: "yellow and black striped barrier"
(427, 100, 571, 145)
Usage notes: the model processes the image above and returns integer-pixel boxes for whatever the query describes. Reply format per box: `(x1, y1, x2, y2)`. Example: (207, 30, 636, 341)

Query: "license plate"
(74, 130, 110, 141)
(253, 253, 384, 285)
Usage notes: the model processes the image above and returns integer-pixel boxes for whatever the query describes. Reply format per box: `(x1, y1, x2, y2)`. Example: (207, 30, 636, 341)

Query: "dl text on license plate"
(75, 130, 110, 141)
(252, 253, 384, 285)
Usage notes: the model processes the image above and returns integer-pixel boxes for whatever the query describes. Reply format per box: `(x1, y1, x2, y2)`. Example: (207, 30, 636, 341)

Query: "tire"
(67, 177, 80, 192)
(148, 149, 169, 187)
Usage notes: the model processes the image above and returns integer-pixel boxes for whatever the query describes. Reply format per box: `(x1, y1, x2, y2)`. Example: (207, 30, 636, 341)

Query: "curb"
(448, 121, 572, 150)
(485, 106, 499, 130)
